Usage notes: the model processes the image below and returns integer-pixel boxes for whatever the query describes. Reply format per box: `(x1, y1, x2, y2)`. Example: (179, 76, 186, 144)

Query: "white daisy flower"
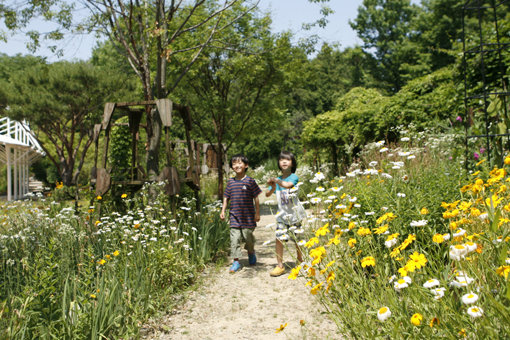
(461, 292, 479, 305)
(467, 306, 483, 318)
(410, 220, 427, 227)
(453, 228, 466, 237)
(377, 307, 391, 322)
(449, 244, 468, 261)
(431, 287, 446, 300)
(423, 278, 440, 288)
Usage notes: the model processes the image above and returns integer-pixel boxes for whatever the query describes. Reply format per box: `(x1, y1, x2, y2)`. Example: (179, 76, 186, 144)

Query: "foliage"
(0, 183, 229, 338)
(286, 129, 510, 338)
(1, 58, 136, 186)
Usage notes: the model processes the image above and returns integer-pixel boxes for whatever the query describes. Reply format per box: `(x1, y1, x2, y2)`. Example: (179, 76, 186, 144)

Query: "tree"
(1, 59, 136, 186)
(350, 0, 420, 92)
(174, 10, 291, 198)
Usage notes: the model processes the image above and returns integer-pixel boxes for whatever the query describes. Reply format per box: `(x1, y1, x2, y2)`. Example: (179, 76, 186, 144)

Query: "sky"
(0, 0, 365, 62)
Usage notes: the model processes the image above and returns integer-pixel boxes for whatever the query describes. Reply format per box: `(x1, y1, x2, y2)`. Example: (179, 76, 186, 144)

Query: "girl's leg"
(295, 243, 303, 263)
(276, 239, 284, 267)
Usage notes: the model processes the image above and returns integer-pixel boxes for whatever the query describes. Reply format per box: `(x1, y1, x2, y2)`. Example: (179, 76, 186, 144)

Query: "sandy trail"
(142, 211, 341, 340)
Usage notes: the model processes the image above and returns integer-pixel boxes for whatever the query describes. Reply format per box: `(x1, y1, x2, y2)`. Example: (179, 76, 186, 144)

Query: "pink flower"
(474, 152, 480, 160)
(456, 116, 463, 122)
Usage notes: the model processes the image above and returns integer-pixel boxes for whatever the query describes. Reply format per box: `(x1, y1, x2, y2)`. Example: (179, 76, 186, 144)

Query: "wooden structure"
(0, 117, 44, 200)
(91, 99, 201, 196)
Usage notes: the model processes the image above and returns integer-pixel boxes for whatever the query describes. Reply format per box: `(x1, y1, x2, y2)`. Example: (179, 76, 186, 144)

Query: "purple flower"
(456, 116, 463, 122)
(474, 152, 480, 160)
(480, 147, 486, 154)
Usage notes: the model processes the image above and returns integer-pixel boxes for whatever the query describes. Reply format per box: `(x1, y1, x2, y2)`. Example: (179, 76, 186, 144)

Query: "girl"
(266, 151, 306, 277)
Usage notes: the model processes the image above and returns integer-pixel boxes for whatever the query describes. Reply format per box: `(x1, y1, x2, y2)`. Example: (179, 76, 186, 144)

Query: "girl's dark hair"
(278, 151, 297, 173)
(230, 154, 249, 169)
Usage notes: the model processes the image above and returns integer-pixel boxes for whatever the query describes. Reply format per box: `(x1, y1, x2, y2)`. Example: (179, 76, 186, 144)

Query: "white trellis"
(0, 117, 44, 201)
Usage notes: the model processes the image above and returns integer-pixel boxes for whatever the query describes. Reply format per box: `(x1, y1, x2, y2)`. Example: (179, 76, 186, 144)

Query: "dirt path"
(143, 212, 341, 339)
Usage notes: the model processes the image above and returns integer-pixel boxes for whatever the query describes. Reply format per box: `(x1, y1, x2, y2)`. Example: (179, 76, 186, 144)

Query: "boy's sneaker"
(248, 253, 257, 265)
(270, 266, 286, 277)
(229, 261, 241, 273)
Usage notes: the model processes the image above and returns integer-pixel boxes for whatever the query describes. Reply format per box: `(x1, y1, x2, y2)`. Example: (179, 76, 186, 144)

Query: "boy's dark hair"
(230, 153, 249, 169)
(278, 150, 297, 173)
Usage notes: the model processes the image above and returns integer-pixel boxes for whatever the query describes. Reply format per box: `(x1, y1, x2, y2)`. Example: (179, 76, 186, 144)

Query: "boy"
(220, 154, 261, 273)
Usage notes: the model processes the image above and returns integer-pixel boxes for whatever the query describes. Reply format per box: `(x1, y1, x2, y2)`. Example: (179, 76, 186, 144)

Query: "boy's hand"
(220, 211, 225, 220)
(255, 212, 260, 222)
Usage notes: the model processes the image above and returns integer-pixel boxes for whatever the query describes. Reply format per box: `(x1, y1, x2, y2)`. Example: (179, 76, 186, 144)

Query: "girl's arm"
(274, 178, 295, 189)
(266, 178, 276, 197)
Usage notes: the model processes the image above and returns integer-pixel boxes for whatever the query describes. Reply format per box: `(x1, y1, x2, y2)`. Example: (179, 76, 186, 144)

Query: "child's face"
(231, 160, 248, 175)
(279, 158, 292, 171)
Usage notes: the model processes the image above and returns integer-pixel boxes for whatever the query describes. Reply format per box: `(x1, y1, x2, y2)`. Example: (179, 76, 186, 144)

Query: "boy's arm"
(220, 197, 228, 220)
(254, 196, 260, 222)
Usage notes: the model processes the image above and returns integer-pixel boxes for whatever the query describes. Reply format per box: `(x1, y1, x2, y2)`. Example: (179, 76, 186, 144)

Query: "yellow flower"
(113, 250, 120, 257)
(105, 254, 111, 260)
(376, 212, 397, 224)
(288, 266, 301, 280)
(458, 329, 467, 337)
(55, 181, 63, 189)
(470, 207, 482, 216)
(96, 195, 102, 200)
(90, 294, 97, 299)
(275, 323, 288, 333)
(357, 227, 372, 236)
(398, 267, 408, 277)
(429, 317, 439, 328)
(305, 237, 319, 248)
(458, 201, 472, 211)
(348, 238, 357, 248)
(420, 207, 429, 215)
(361, 256, 375, 268)
(485, 194, 503, 208)
(476, 159, 486, 166)
(496, 265, 510, 279)
(309, 246, 326, 265)
(97, 259, 106, 265)
(315, 224, 330, 237)
(408, 252, 427, 270)
(432, 234, 445, 243)
(505, 156, 510, 165)
(94, 220, 101, 226)
(411, 313, 423, 326)
(121, 193, 128, 199)
(348, 221, 356, 230)
(133, 223, 140, 229)
(327, 271, 335, 284)
(310, 282, 323, 295)
(373, 225, 389, 234)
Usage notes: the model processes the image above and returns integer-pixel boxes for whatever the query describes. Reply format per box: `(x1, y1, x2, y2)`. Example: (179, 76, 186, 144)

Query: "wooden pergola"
(0, 117, 44, 200)
(92, 99, 201, 197)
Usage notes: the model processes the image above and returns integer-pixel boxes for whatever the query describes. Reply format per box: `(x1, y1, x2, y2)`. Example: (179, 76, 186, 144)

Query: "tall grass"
(288, 130, 510, 338)
(0, 182, 229, 338)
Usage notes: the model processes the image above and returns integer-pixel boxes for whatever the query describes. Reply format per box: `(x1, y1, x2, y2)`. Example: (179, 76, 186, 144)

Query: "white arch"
(0, 117, 44, 200)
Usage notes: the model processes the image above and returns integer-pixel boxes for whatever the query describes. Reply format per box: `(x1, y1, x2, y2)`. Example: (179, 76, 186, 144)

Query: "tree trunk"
(217, 143, 225, 201)
(147, 107, 162, 180)
(331, 142, 339, 176)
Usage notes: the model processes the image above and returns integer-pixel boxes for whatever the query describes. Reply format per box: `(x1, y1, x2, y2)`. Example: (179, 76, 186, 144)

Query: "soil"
(142, 207, 341, 339)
